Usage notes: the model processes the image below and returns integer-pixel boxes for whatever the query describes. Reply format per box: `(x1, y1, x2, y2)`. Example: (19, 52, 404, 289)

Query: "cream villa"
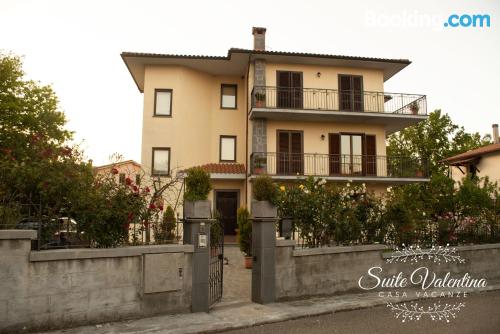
(122, 27, 429, 234)
(443, 124, 500, 184)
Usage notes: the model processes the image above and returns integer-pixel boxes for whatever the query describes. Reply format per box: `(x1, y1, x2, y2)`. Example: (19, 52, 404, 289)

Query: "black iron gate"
(209, 219, 224, 307)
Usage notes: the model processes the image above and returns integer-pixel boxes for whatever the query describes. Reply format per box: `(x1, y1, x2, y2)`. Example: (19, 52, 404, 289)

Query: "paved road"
(223, 290, 500, 334)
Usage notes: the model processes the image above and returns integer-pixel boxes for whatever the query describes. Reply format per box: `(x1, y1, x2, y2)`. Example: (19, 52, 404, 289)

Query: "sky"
(1, 0, 499, 165)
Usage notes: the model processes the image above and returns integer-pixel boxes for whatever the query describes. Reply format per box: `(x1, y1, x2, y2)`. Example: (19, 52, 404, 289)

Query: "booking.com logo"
(443, 14, 491, 27)
(365, 10, 491, 30)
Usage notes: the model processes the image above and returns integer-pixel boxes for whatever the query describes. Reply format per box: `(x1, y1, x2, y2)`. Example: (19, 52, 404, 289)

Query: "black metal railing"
(251, 86, 427, 115)
(250, 152, 429, 178)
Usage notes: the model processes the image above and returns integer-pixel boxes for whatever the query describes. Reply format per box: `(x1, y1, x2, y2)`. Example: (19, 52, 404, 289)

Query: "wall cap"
(29, 244, 194, 262)
(293, 244, 387, 257)
(0, 229, 37, 240)
(276, 239, 296, 247)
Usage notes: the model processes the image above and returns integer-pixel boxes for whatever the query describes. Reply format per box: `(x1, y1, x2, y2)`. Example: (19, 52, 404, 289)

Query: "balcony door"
(277, 71, 303, 109)
(329, 133, 376, 176)
(339, 75, 363, 112)
(277, 130, 303, 175)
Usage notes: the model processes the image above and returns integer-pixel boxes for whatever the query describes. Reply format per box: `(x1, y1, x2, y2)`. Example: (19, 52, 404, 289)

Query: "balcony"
(250, 86, 427, 134)
(250, 152, 429, 182)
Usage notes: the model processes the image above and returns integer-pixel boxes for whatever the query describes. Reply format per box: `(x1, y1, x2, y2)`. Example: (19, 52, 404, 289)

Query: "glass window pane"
(153, 149, 170, 174)
(155, 91, 171, 115)
(341, 135, 351, 155)
(221, 85, 236, 108)
(220, 137, 235, 161)
(352, 136, 362, 155)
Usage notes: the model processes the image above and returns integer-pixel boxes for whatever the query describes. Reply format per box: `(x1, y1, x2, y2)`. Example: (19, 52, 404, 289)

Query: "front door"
(277, 130, 303, 175)
(277, 71, 303, 109)
(215, 191, 239, 235)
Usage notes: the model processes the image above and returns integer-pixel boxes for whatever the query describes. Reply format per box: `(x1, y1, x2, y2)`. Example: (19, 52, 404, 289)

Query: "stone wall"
(275, 240, 500, 300)
(0, 230, 193, 333)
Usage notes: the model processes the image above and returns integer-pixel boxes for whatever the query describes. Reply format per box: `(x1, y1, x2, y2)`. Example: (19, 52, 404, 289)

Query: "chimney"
(493, 124, 499, 144)
(252, 27, 266, 51)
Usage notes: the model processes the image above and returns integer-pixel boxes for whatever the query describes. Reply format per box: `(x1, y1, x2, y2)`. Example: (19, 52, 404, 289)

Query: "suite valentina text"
(358, 267, 487, 298)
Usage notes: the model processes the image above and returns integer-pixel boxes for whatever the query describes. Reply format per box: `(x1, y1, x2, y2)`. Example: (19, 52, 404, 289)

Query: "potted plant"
(251, 175, 278, 218)
(409, 101, 419, 115)
(253, 156, 266, 175)
(254, 92, 266, 108)
(237, 207, 252, 268)
(183, 167, 212, 219)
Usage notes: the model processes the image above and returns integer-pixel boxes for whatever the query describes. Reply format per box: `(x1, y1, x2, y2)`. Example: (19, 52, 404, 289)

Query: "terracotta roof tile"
(442, 143, 500, 164)
(198, 163, 246, 174)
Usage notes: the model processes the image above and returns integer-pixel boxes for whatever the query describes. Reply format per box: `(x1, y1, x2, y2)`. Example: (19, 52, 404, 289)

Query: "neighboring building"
(122, 27, 429, 234)
(443, 124, 500, 184)
(94, 160, 143, 185)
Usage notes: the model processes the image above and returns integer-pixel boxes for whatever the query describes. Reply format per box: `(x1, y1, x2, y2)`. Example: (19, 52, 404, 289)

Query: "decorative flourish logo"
(358, 245, 488, 323)
(387, 301, 466, 323)
(386, 244, 465, 264)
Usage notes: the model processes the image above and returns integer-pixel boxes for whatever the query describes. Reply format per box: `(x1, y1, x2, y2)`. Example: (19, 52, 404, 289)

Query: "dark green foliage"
(184, 167, 211, 201)
(252, 175, 278, 203)
(237, 207, 251, 256)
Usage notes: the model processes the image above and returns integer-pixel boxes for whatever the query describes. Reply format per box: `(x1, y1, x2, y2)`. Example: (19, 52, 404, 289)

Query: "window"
(152, 148, 170, 175)
(221, 84, 237, 109)
(154, 89, 172, 116)
(119, 173, 125, 184)
(338, 75, 363, 112)
(220, 136, 236, 162)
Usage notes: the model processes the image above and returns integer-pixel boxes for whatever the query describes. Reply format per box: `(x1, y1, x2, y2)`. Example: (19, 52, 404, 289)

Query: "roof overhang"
(121, 49, 411, 93)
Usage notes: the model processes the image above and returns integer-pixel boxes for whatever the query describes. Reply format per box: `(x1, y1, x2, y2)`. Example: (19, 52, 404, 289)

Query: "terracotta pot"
(253, 167, 264, 175)
(255, 100, 265, 108)
(244, 256, 253, 269)
(411, 108, 419, 115)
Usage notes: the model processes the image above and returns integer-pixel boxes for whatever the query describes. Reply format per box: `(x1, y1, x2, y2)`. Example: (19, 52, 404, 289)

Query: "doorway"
(215, 190, 239, 236)
(339, 75, 363, 112)
(277, 130, 304, 175)
(277, 71, 303, 109)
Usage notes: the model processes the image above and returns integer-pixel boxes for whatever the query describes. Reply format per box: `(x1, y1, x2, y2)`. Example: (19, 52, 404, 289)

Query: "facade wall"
(141, 65, 247, 175)
(275, 240, 500, 300)
(265, 63, 384, 92)
(266, 120, 387, 156)
(0, 231, 193, 333)
(94, 162, 143, 184)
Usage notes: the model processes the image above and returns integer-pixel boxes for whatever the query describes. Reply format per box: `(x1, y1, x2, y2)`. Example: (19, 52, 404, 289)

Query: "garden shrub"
(253, 175, 278, 203)
(184, 167, 211, 201)
(237, 207, 251, 256)
(154, 205, 176, 243)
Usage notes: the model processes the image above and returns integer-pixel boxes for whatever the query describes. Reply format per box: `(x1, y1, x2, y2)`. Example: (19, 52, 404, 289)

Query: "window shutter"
(365, 135, 376, 176)
(329, 133, 341, 175)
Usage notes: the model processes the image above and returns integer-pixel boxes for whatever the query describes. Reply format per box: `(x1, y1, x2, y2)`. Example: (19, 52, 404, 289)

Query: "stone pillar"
(251, 218, 276, 304)
(252, 118, 267, 153)
(252, 52, 267, 154)
(183, 219, 210, 312)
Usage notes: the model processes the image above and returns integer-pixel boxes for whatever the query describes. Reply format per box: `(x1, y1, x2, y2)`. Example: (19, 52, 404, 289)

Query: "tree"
(0, 53, 71, 161)
(387, 110, 491, 175)
(0, 52, 93, 216)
